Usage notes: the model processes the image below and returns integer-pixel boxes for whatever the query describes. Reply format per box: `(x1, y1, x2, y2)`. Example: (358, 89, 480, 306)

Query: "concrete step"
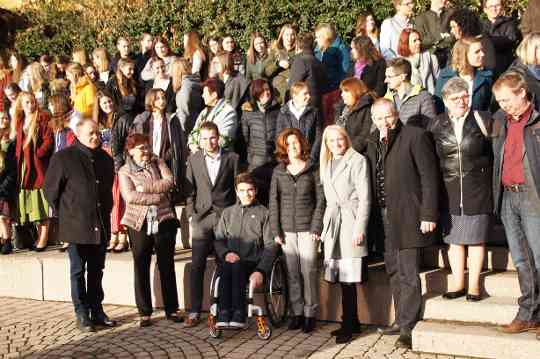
(421, 268, 520, 299)
(422, 245, 515, 271)
(413, 320, 540, 359)
(423, 294, 518, 325)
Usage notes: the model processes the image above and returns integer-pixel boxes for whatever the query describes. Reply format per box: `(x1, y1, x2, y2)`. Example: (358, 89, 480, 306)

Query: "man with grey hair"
(383, 58, 436, 128)
(44, 119, 117, 333)
(365, 98, 440, 349)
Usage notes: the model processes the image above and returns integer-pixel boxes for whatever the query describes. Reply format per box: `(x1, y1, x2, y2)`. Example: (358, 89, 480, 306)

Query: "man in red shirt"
(492, 71, 540, 338)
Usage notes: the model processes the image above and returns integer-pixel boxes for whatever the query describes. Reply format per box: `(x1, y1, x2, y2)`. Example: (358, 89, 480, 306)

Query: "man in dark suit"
(184, 121, 239, 326)
(43, 119, 117, 333)
(365, 98, 439, 349)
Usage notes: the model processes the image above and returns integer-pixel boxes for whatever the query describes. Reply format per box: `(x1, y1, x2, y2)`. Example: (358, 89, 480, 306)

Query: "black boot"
(335, 283, 360, 344)
(288, 315, 304, 330)
(303, 317, 316, 333)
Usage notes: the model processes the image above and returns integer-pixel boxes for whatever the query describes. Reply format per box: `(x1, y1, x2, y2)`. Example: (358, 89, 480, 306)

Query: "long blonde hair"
(92, 47, 110, 73)
(11, 91, 39, 148)
(319, 125, 352, 183)
(451, 37, 482, 77)
(171, 58, 191, 92)
(25, 62, 47, 93)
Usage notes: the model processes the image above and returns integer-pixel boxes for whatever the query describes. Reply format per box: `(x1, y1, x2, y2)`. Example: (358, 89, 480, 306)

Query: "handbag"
(13, 223, 37, 250)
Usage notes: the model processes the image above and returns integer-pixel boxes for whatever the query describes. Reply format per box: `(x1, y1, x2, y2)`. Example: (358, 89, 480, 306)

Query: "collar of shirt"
(204, 149, 222, 161)
(507, 103, 533, 124)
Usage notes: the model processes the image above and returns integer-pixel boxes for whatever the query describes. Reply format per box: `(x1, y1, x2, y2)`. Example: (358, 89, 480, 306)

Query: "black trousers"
(219, 260, 256, 315)
(340, 282, 361, 330)
(128, 224, 179, 316)
(190, 213, 216, 313)
(67, 242, 106, 317)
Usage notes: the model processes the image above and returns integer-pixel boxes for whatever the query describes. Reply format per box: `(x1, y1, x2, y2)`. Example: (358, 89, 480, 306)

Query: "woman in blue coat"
(434, 37, 493, 113)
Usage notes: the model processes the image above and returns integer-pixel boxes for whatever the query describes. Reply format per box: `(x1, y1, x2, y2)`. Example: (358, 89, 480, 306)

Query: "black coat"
(428, 112, 493, 215)
(482, 16, 521, 78)
(185, 150, 239, 221)
(269, 162, 325, 237)
(365, 122, 440, 250)
(276, 103, 322, 164)
(288, 50, 328, 108)
(333, 95, 374, 154)
(43, 142, 114, 245)
(0, 141, 16, 201)
(241, 101, 280, 169)
(110, 111, 134, 171)
(106, 75, 143, 117)
(361, 58, 387, 97)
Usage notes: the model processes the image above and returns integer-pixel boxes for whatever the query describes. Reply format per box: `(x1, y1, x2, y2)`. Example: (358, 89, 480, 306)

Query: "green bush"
(12, 0, 528, 61)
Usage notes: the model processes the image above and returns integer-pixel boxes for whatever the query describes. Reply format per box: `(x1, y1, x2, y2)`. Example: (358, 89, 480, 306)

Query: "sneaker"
(184, 313, 201, 328)
(229, 310, 246, 329)
(216, 309, 230, 328)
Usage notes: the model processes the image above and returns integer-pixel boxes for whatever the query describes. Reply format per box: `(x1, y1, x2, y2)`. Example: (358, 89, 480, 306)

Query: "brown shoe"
(499, 319, 539, 334)
(183, 313, 200, 328)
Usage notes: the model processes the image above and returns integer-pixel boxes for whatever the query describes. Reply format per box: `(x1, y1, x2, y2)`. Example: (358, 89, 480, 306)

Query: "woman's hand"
(353, 234, 364, 247)
(136, 185, 144, 192)
(225, 252, 240, 263)
(310, 233, 320, 241)
(278, 60, 289, 69)
(274, 236, 284, 245)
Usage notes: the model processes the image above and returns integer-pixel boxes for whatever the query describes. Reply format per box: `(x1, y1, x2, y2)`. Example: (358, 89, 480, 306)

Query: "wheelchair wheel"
(255, 316, 272, 340)
(264, 256, 289, 327)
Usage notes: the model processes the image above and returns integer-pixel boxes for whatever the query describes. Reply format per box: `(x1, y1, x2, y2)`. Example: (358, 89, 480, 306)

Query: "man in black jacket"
(43, 119, 116, 333)
(365, 98, 439, 349)
(184, 121, 239, 326)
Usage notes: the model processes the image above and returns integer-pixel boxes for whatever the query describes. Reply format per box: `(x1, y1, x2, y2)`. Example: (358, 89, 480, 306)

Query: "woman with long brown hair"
(140, 36, 176, 82)
(246, 32, 269, 82)
(350, 35, 387, 97)
(264, 24, 297, 103)
(11, 91, 53, 251)
(183, 31, 206, 76)
(8, 51, 24, 84)
(355, 13, 380, 52)
(106, 58, 139, 116)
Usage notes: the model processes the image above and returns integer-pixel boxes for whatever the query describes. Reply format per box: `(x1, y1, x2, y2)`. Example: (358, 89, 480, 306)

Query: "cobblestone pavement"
(0, 298, 473, 359)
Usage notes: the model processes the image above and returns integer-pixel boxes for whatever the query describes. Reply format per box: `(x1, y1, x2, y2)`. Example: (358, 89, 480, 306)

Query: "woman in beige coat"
(320, 125, 370, 344)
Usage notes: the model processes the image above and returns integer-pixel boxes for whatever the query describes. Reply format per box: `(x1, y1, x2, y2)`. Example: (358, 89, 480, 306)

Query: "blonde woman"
(11, 92, 54, 251)
(319, 125, 370, 344)
(508, 33, 540, 108)
(66, 62, 97, 118)
(72, 49, 88, 67)
(92, 47, 112, 85)
(19, 62, 50, 109)
(264, 24, 297, 103)
(183, 31, 206, 76)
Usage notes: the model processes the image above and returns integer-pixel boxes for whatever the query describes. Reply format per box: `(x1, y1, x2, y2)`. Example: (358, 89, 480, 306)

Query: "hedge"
(11, 0, 528, 61)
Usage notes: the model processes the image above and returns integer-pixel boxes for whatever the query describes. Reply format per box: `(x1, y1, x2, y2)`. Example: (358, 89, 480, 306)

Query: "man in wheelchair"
(213, 173, 278, 328)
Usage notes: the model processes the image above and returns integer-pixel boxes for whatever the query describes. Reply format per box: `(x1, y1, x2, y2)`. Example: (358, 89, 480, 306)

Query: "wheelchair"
(208, 253, 289, 340)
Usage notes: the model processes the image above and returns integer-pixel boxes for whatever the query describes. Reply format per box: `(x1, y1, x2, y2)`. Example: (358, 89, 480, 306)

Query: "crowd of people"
(1, 0, 540, 351)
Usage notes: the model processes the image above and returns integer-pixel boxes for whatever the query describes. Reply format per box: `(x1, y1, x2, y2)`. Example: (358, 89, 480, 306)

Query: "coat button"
(96, 180, 100, 184)
(97, 202, 101, 207)
(94, 227, 99, 232)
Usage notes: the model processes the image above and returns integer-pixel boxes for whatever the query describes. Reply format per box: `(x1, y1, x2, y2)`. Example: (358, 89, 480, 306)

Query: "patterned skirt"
(443, 213, 490, 245)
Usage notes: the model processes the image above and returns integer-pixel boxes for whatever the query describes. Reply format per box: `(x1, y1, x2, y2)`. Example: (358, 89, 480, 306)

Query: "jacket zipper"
(457, 142, 464, 215)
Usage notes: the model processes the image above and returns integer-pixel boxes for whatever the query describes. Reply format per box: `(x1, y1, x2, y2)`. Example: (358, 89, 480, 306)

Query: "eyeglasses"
(448, 95, 469, 103)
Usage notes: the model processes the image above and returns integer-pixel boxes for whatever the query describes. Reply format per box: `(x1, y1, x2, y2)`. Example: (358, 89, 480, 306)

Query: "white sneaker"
(216, 321, 229, 328)
(229, 321, 246, 329)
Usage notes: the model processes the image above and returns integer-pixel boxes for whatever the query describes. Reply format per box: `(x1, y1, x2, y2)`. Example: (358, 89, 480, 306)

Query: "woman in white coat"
(320, 125, 371, 344)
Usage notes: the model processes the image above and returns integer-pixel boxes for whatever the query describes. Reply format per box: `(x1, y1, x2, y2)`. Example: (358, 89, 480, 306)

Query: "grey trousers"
(283, 232, 319, 318)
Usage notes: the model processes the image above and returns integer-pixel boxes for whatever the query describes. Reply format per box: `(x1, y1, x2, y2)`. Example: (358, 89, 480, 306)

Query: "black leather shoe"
(166, 313, 184, 323)
(303, 317, 316, 333)
(288, 315, 304, 330)
(331, 322, 362, 336)
(76, 313, 96, 333)
(442, 288, 466, 299)
(377, 322, 400, 335)
(466, 293, 483, 302)
(140, 317, 152, 328)
(335, 331, 352, 344)
(395, 333, 412, 349)
(92, 313, 117, 327)
(1, 241, 12, 255)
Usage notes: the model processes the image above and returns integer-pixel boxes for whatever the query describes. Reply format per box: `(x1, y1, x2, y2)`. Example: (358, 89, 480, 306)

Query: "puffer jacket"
(241, 100, 280, 169)
(427, 111, 493, 215)
(72, 76, 96, 118)
(119, 156, 176, 231)
(384, 84, 437, 128)
(269, 162, 326, 237)
(482, 16, 520, 77)
(333, 94, 374, 154)
(276, 102, 322, 163)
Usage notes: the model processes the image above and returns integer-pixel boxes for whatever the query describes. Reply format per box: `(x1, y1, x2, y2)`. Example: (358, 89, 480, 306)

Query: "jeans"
(128, 224, 179, 316)
(218, 260, 256, 316)
(67, 242, 107, 317)
(501, 190, 540, 322)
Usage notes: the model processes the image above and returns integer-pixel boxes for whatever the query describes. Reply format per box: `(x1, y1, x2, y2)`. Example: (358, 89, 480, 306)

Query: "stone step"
(422, 245, 515, 271)
(421, 268, 521, 299)
(423, 294, 518, 325)
(413, 320, 540, 359)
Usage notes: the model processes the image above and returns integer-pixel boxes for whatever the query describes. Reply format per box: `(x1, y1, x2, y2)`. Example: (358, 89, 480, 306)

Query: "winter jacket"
(174, 74, 204, 134)
(188, 99, 238, 150)
(358, 58, 387, 97)
(482, 16, 520, 77)
(314, 36, 352, 92)
(241, 101, 280, 169)
(333, 94, 374, 154)
(264, 48, 296, 104)
(72, 76, 96, 118)
(288, 50, 328, 108)
(110, 111, 134, 171)
(106, 75, 142, 116)
(224, 71, 249, 111)
(246, 55, 271, 82)
(384, 84, 437, 128)
(407, 51, 439, 95)
(214, 202, 278, 274)
(434, 67, 493, 113)
(428, 112, 493, 215)
(276, 102, 322, 163)
(43, 141, 114, 245)
(119, 156, 176, 231)
(269, 163, 325, 237)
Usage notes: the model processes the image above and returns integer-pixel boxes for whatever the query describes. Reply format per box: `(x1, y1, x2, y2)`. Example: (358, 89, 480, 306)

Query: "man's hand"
(250, 271, 264, 288)
(420, 221, 437, 234)
(225, 252, 240, 263)
(274, 236, 284, 245)
(353, 234, 364, 246)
